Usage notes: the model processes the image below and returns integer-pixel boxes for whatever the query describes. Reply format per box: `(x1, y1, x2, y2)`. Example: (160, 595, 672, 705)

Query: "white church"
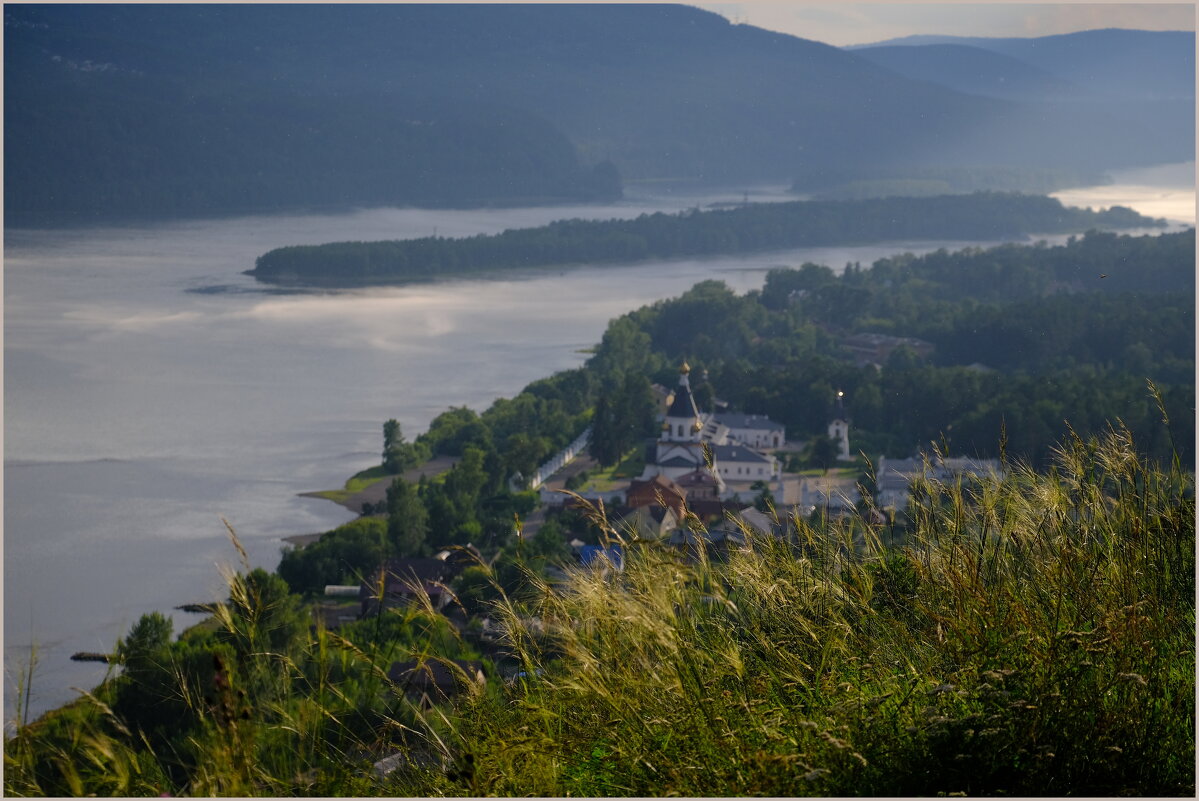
(640, 362, 783, 493)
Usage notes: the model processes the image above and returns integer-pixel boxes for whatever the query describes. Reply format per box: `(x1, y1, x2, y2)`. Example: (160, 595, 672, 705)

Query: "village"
(305, 360, 1004, 708)
(526, 360, 1000, 551)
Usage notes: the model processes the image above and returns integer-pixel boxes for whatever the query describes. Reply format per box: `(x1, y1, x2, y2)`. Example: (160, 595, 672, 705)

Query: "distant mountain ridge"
(849, 29, 1195, 100)
(851, 44, 1081, 100)
(5, 6, 1193, 226)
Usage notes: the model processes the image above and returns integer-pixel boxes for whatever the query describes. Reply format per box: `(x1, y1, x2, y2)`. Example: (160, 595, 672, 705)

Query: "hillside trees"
(590, 372, 657, 467)
(585, 229, 1194, 466)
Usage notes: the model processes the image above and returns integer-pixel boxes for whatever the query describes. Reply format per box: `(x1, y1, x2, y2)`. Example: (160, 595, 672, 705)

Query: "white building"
(643, 362, 780, 490)
(710, 443, 779, 482)
(705, 412, 785, 450)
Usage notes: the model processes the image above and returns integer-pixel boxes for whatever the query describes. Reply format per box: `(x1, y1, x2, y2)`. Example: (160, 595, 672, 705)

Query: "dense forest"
(248, 192, 1158, 286)
(614, 228, 1194, 465)
(3, 83, 620, 225)
(6, 5, 1192, 225)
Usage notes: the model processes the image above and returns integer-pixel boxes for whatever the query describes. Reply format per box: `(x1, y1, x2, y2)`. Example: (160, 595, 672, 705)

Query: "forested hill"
(4, 7, 621, 226)
(249, 193, 1160, 287)
(6, 5, 1192, 226)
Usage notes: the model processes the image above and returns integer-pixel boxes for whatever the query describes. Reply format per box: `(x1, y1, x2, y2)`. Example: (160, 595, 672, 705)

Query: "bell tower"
(828, 389, 851, 461)
(663, 362, 703, 443)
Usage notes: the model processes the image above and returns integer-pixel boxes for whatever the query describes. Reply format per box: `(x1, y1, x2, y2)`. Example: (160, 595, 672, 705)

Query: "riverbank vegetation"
(5, 426, 1193, 795)
(248, 192, 1159, 286)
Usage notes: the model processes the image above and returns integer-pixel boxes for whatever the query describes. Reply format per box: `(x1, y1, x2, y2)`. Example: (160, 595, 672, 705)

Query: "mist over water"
(5, 172, 1193, 722)
(1051, 161, 1195, 224)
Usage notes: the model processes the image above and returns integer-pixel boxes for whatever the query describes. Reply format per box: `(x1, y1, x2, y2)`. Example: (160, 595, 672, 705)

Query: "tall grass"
(4, 424, 1192, 795)
(397, 424, 1194, 796)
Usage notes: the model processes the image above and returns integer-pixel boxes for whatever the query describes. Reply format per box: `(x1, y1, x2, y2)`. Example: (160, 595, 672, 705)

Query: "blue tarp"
(578, 545, 624, 569)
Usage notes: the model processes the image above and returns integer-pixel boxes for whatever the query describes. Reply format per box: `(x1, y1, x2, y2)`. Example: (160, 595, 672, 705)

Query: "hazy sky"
(695, 3, 1195, 47)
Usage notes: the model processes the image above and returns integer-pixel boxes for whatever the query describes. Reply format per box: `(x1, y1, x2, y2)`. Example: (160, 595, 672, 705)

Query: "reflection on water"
(1052, 161, 1195, 223)
(5, 169, 1193, 721)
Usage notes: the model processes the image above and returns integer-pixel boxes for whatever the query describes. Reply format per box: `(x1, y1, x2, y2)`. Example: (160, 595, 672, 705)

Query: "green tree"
(591, 371, 657, 468)
(453, 565, 496, 617)
(809, 434, 837, 474)
(387, 477, 429, 556)
(589, 392, 622, 467)
(116, 611, 173, 672)
(111, 613, 187, 744)
(277, 518, 390, 595)
(383, 419, 427, 473)
(529, 517, 571, 562)
(383, 419, 402, 472)
(503, 432, 552, 482)
(750, 480, 776, 514)
(225, 568, 307, 655)
(444, 447, 489, 518)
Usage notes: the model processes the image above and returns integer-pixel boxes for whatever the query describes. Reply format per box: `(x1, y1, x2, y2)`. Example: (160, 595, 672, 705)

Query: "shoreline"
(290, 453, 462, 532)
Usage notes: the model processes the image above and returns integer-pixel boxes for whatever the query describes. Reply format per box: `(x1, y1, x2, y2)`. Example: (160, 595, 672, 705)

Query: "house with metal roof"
(626, 474, 687, 517)
(709, 443, 779, 483)
(359, 557, 458, 617)
(707, 411, 785, 449)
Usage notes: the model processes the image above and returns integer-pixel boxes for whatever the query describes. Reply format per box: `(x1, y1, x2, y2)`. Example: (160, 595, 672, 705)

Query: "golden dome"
(692, 420, 703, 433)
(680, 361, 691, 374)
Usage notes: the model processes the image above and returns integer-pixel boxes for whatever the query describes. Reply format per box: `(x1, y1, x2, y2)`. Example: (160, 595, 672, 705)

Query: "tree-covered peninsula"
(248, 193, 1160, 286)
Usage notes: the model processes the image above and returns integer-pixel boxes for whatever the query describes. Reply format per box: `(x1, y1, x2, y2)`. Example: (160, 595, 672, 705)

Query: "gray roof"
(710, 444, 772, 463)
(659, 455, 701, 468)
(715, 412, 782, 431)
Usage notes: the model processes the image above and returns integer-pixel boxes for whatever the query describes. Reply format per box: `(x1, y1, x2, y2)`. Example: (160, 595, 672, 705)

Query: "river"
(4, 164, 1193, 723)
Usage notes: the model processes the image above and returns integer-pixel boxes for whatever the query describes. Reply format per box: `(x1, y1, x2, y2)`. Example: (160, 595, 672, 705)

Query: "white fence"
(527, 426, 592, 490)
